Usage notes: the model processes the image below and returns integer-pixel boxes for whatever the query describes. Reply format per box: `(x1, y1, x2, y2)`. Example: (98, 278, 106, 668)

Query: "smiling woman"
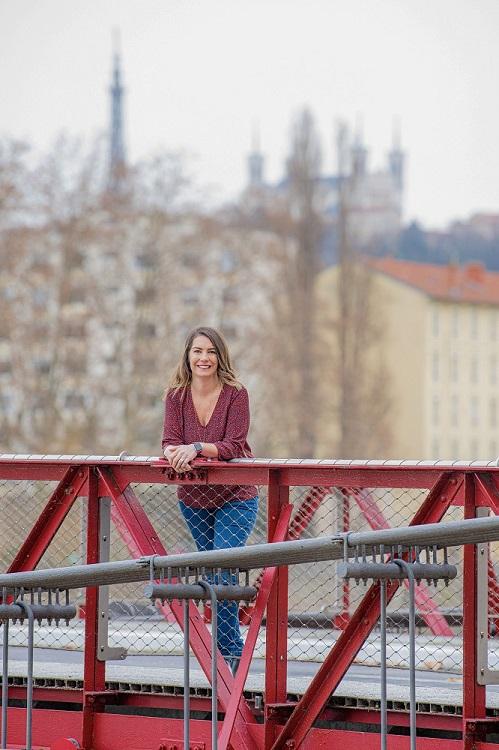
(161, 326, 258, 670)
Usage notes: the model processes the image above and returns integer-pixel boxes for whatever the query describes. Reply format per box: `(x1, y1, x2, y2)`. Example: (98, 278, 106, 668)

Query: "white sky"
(1, 0, 498, 228)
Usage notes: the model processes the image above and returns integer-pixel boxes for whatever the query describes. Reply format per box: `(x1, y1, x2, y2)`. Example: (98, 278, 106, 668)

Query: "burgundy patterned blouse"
(162, 384, 257, 507)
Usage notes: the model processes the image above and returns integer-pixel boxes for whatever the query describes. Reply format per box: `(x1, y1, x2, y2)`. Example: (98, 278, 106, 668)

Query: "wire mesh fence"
(0, 474, 494, 679)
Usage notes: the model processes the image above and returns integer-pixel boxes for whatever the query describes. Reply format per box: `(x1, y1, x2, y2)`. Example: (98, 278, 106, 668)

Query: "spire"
(247, 121, 264, 188)
(108, 29, 126, 192)
(350, 114, 367, 179)
(388, 116, 404, 193)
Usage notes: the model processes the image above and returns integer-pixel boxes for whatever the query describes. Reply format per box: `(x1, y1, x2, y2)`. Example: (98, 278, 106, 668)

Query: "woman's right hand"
(164, 444, 194, 473)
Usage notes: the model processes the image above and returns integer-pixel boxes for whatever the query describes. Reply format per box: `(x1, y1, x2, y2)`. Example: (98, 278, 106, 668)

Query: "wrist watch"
(193, 442, 203, 455)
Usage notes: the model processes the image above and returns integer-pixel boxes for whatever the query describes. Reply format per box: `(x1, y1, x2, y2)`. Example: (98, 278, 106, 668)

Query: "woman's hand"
(165, 444, 197, 473)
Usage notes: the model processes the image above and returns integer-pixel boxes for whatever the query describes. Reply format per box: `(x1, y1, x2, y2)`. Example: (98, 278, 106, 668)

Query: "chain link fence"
(1, 475, 495, 680)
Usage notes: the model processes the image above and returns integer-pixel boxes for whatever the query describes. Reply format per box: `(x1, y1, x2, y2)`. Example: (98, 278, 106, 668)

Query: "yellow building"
(319, 258, 499, 460)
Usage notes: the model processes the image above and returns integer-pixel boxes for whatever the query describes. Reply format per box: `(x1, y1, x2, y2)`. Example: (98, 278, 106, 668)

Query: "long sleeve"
(161, 391, 184, 450)
(213, 387, 251, 460)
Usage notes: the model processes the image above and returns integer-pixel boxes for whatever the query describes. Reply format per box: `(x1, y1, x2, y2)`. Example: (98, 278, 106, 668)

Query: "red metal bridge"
(2, 454, 499, 749)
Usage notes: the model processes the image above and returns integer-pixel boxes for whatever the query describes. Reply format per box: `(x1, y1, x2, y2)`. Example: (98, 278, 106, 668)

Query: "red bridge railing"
(1, 455, 499, 749)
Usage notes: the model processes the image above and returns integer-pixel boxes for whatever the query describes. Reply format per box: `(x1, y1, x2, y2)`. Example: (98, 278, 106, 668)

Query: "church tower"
(247, 124, 264, 188)
(388, 119, 404, 194)
(108, 31, 126, 192)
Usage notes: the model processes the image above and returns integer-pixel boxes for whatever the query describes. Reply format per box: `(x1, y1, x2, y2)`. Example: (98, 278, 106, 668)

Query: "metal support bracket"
(97, 497, 127, 662)
(476, 506, 499, 684)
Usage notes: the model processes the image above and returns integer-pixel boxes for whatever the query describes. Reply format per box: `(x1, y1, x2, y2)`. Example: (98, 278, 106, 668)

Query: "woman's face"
(188, 335, 218, 380)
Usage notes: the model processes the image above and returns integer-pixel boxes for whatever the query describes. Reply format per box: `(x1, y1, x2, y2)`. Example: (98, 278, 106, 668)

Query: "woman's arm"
(212, 388, 251, 460)
(161, 392, 183, 452)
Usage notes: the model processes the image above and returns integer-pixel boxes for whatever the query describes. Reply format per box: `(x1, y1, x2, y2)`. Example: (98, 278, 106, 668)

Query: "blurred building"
(318, 258, 499, 460)
(243, 120, 405, 257)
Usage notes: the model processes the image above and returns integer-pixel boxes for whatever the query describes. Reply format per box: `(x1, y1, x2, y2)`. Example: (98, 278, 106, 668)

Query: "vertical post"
(463, 473, 486, 749)
(265, 471, 290, 749)
(82, 468, 106, 749)
(183, 594, 190, 750)
(393, 559, 416, 750)
(198, 581, 218, 750)
(16, 601, 34, 750)
(1, 616, 8, 749)
(340, 493, 350, 626)
(379, 555, 387, 750)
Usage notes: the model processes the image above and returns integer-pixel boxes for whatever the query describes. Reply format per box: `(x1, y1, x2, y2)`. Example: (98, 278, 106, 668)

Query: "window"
(135, 253, 156, 270)
(137, 322, 156, 339)
(470, 357, 478, 384)
(451, 395, 459, 428)
(33, 358, 51, 375)
(471, 307, 478, 338)
(432, 395, 439, 426)
(450, 354, 459, 383)
(136, 287, 157, 305)
(470, 439, 479, 458)
(491, 311, 497, 342)
(471, 397, 479, 427)
(431, 438, 440, 459)
(432, 352, 439, 381)
(452, 308, 459, 337)
(491, 355, 497, 386)
(491, 398, 497, 429)
(33, 288, 49, 307)
(450, 439, 459, 458)
(64, 391, 85, 409)
(432, 308, 439, 337)
(491, 440, 498, 459)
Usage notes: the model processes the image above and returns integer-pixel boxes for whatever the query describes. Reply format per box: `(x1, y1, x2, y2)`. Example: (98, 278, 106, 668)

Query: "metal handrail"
(1, 514, 499, 592)
(1, 453, 499, 468)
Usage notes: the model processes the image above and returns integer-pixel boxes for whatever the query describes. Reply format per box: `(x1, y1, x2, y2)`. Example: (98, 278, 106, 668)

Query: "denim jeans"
(179, 496, 259, 658)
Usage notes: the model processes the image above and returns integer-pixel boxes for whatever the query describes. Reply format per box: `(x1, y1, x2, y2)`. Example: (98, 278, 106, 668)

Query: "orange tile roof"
(369, 257, 499, 306)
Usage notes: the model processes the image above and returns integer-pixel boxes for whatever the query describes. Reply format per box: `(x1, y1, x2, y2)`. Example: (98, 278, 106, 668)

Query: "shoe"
(228, 656, 241, 676)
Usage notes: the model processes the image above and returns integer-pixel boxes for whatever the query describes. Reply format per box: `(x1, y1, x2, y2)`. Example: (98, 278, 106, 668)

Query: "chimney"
(465, 261, 485, 284)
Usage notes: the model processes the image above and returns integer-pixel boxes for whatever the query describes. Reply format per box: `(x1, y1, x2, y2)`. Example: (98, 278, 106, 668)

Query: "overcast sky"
(1, 0, 498, 228)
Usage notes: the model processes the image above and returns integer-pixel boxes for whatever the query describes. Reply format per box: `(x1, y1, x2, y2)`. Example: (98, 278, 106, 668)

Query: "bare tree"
(251, 109, 324, 456)
(318, 125, 392, 458)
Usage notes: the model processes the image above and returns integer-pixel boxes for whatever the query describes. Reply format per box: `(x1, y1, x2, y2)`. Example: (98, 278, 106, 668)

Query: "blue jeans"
(179, 496, 259, 658)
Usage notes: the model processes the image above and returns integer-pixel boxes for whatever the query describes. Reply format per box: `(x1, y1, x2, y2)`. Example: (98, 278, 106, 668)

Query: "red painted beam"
(218, 480, 292, 750)
(98, 466, 258, 750)
(6, 465, 87, 574)
(271, 471, 463, 750)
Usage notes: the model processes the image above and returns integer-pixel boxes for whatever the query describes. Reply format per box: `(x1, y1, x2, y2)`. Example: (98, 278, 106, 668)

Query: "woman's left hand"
(168, 444, 197, 473)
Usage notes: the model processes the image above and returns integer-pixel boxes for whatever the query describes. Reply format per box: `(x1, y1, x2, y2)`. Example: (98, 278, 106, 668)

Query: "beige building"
(319, 258, 499, 460)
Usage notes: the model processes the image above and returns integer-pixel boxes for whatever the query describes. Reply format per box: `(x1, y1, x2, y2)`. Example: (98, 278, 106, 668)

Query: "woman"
(162, 326, 258, 669)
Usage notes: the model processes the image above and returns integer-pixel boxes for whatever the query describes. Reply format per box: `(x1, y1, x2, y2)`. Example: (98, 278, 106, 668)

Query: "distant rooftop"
(370, 257, 499, 305)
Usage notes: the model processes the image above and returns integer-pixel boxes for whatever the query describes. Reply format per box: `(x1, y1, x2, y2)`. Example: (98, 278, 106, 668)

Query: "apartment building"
(318, 258, 499, 460)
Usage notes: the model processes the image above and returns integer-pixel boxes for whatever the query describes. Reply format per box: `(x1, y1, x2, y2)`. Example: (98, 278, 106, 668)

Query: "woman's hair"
(165, 326, 242, 396)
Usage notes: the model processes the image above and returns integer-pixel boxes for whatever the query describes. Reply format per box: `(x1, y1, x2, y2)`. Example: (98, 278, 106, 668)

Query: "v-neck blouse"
(162, 384, 256, 507)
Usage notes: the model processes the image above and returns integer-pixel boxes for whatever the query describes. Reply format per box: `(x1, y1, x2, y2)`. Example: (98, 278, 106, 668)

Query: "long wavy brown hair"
(165, 326, 242, 397)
